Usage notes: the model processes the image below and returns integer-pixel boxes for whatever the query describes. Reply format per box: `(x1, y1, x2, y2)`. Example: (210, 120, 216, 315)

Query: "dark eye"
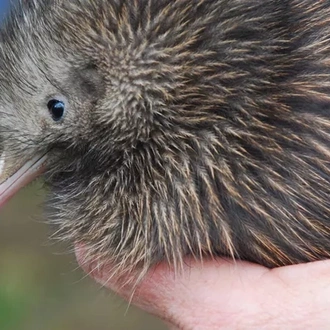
(47, 99, 66, 122)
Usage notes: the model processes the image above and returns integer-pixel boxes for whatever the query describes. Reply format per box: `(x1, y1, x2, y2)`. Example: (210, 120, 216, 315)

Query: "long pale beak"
(0, 152, 47, 209)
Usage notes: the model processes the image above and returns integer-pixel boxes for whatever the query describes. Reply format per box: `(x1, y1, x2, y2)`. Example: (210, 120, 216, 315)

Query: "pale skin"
(75, 246, 330, 330)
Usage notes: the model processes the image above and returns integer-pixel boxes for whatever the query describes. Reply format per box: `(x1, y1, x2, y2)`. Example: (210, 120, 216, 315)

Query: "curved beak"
(0, 151, 47, 209)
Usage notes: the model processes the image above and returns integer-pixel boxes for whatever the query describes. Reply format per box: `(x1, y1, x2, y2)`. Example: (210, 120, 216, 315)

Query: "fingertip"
(74, 243, 177, 316)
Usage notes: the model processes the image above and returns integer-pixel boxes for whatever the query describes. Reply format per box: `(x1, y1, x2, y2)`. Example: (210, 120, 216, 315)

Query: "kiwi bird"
(1, 0, 330, 278)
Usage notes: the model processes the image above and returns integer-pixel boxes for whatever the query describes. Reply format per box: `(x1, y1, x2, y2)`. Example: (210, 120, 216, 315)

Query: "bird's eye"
(47, 99, 66, 122)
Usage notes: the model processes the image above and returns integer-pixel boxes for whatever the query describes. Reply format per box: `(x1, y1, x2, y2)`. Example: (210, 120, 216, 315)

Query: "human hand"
(75, 245, 330, 329)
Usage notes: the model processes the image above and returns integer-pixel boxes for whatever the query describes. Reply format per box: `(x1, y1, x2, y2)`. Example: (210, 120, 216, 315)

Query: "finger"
(75, 244, 269, 328)
(75, 244, 330, 329)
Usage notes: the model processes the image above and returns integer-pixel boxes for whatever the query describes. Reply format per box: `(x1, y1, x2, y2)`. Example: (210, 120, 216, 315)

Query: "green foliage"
(0, 287, 26, 330)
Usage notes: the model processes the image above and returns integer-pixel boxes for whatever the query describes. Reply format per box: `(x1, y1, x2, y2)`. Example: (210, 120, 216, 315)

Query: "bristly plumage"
(2, 0, 330, 280)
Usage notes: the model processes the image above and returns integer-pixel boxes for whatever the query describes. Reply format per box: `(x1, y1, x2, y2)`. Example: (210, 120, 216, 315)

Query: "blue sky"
(0, 0, 9, 20)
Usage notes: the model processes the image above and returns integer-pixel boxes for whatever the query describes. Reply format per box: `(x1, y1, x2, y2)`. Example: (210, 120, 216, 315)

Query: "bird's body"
(1, 0, 330, 277)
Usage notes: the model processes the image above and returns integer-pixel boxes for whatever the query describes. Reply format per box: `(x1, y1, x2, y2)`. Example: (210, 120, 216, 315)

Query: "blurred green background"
(0, 183, 166, 330)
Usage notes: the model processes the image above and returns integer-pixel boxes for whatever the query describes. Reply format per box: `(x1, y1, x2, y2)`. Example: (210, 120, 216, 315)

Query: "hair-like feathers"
(2, 0, 330, 281)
